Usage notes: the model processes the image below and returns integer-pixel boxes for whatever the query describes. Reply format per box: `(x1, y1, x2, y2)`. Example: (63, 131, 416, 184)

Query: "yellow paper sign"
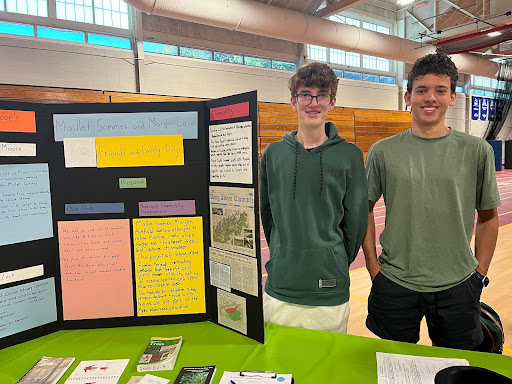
(133, 217, 206, 316)
(96, 135, 184, 167)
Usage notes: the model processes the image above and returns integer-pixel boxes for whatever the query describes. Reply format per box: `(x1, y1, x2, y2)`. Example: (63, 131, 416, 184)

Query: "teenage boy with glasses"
(363, 53, 500, 350)
(259, 62, 368, 333)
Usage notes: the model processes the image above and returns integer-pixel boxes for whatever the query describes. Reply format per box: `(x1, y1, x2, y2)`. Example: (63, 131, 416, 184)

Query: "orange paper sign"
(0, 109, 36, 133)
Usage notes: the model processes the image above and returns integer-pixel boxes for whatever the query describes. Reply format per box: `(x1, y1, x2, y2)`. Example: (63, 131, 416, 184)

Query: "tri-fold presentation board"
(0, 91, 264, 349)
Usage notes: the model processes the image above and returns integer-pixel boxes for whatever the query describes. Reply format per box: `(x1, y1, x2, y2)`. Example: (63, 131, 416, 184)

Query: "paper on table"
(127, 377, 144, 384)
(139, 374, 170, 384)
(376, 352, 469, 384)
(64, 359, 130, 384)
(219, 371, 293, 384)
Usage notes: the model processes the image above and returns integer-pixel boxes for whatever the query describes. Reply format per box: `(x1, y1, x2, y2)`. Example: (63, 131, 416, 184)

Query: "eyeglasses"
(294, 93, 333, 107)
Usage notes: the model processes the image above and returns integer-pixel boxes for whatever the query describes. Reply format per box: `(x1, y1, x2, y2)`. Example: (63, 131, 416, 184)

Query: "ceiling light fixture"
(488, 31, 502, 37)
(397, 0, 414, 6)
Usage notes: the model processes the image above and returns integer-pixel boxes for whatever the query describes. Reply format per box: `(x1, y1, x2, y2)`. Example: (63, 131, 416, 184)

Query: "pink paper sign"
(139, 200, 196, 217)
(210, 102, 249, 121)
(58, 219, 134, 320)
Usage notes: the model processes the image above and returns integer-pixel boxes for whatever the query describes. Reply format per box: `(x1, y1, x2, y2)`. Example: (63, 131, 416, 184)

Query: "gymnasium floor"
(260, 168, 512, 356)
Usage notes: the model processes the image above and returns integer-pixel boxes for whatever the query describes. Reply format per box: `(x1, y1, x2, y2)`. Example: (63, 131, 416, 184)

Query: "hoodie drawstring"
(293, 144, 325, 199)
(319, 150, 324, 196)
(293, 142, 298, 200)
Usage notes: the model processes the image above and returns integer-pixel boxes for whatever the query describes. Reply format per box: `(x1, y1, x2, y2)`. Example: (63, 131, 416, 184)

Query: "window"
(330, 49, 345, 65)
(143, 41, 178, 55)
(363, 21, 390, 34)
(4, 0, 47, 16)
(363, 55, 390, 72)
(307, 45, 327, 62)
(88, 32, 130, 48)
(344, 16, 360, 27)
(142, 42, 296, 72)
(180, 47, 212, 60)
(92, 0, 129, 28)
(362, 55, 376, 70)
(345, 51, 360, 67)
(244, 56, 271, 68)
(311, 14, 395, 84)
(379, 76, 395, 84)
(0, 20, 34, 36)
(56, 0, 93, 24)
(37, 26, 85, 42)
(363, 73, 379, 82)
(471, 75, 492, 88)
(272, 60, 295, 71)
(333, 69, 343, 78)
(54, 0, 129, 28)
(344, 71, 362, 80)
(214, 52, 243, 64)
(455, 86, 463, 93)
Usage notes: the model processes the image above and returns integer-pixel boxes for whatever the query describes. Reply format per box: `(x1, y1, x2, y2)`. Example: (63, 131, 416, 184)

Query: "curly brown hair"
(407, 53, 458, 94)
(288, 62, 339, 97)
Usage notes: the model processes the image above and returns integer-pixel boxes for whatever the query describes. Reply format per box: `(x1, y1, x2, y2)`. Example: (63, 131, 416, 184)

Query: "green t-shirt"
(366, 129, 501, 292)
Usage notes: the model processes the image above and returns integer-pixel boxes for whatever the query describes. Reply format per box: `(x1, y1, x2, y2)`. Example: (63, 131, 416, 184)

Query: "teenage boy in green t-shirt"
(363, 53, 501, 349)
(260, 62, 367, 333)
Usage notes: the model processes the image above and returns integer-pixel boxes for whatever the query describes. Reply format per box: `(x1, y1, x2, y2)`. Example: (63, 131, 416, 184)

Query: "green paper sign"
(119, 178, 147, 189)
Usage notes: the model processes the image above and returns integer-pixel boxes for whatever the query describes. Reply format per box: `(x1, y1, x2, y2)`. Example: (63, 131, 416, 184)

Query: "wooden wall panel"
(0, 85, 108, 103)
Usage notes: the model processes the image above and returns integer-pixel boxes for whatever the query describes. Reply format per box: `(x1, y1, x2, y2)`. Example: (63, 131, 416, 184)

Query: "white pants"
(263, 292, 350, 334)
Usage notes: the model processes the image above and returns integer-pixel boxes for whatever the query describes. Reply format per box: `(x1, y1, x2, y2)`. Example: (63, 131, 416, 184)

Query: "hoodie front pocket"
(266, 245, 348, 293)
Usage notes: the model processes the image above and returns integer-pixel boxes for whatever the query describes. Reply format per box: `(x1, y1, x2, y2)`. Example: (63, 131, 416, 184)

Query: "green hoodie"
(260, 122, 368, 306)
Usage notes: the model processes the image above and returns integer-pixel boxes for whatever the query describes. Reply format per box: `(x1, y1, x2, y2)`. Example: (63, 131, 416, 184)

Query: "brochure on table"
(0, 91, 263, 349)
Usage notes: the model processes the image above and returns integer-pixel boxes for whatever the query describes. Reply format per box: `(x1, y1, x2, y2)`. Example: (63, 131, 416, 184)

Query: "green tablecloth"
(1, 322, 511, 383)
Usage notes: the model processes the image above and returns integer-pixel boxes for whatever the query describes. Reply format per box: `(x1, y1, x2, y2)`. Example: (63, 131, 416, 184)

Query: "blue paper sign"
(488, 99, 496, 121)
(471, 96, 481, 120)
(53, 111, 198, 141)
(0, 278, 57, 338)
(0, 163, 54, 246)
(480, 98, 488, 120)
(65, 203, 125, 214)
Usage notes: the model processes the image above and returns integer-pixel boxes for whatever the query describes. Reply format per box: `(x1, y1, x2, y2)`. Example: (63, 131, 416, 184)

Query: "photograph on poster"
(209, 247, 258, 296)
(209, 258, 231, 292)
(209, 186, 255, 257)
(217, 289, 247, 335)
(63, 137, 97, 168)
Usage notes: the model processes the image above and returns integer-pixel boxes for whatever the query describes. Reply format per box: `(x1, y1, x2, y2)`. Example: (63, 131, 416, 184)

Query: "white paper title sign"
(53, 111, 198, 141)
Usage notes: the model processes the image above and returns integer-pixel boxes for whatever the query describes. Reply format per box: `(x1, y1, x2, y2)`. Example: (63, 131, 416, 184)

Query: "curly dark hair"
(288, 62, 339, 97)
(407, 53, 458, 94)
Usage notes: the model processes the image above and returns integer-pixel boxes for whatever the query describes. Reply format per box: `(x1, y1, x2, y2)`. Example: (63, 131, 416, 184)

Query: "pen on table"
(230, 380, 237, 384)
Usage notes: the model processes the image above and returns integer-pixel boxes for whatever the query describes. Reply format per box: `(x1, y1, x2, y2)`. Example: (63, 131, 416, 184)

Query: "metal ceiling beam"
(407, 10, 433, 33)
(417, 13, 512, 42)
(314, 0, 367, 18)
(441, 0, 477, 20)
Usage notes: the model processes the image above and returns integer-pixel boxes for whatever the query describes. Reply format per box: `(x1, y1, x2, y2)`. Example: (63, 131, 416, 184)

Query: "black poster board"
(0, 91, 263, 350)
